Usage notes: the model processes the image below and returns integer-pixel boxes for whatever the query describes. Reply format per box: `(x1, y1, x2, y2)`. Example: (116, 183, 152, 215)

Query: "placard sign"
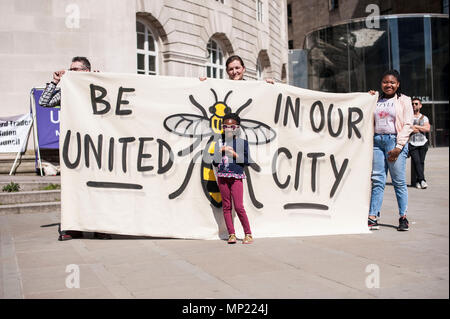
(0, 113, 32, 153)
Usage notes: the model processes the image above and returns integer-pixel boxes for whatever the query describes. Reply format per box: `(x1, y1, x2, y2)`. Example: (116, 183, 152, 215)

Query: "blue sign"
(32, 88, 60, 149)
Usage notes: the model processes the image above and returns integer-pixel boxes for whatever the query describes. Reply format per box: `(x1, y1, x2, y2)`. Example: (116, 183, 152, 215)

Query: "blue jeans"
(369, 134, 408, 217)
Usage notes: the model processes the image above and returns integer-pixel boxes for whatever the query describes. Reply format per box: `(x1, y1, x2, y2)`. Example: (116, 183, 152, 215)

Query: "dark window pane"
(207, 47, 211, 60)
(346, 20, 387, 92)
(434, 103, 449, 146)
(207, 66, 211, 77)
(357, 18, 389, 93)
(148, 55, 156, 72)
(137, 33, 145, 50)
(148, 34, 155, 51)
(213, 67, 217, 78)
(136, 21, 144, 33)
(397, 17, 428, 98)
(431, 17, 449, 101)
(287, 4, 292, 24)
(137, 54, 144, 70)
(306, 24, 350, 92)
(220, 69, 223, 78)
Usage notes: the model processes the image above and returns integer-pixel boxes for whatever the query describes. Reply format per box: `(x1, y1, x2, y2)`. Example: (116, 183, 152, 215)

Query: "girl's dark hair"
(380, 69, 402, 98)
(223, 112, 241, 125)
(225, 55, 245, 69)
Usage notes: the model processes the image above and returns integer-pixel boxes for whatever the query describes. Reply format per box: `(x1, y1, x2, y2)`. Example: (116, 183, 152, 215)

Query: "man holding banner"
(39, 56, 92, 108)
(38, 56, 111, 241)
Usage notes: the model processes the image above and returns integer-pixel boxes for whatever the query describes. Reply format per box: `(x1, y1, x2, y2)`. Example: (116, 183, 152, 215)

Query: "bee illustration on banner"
(163, 88, 276, 208)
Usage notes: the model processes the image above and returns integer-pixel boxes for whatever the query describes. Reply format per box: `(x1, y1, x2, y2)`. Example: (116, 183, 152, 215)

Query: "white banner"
(60, 72, 377, 239)
(0, 113, 33, 153)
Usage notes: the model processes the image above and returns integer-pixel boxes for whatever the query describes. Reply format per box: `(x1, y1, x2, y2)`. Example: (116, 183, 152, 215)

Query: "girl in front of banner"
(368, 70, 414, 232)
(212, 113, 253, 244)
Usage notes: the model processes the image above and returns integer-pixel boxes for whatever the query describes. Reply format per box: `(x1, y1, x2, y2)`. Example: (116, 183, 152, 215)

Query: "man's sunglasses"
(412, 102, 420, 105)
(69, 67, 88, 71)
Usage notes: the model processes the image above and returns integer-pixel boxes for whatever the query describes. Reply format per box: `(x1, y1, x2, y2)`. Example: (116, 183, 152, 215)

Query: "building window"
(288, 40, 294, 49)
(257, 0, 263, 22)
(281, 64, 287, 83)
(206, 39, 225, 79)
(256, 52, 270, 80)
(287, 3, 292, 25)
(444, 0, 449, 14)
(257, 58, 263, 80)
(136, 20, 158, 75)
(329, 0, 339, 11)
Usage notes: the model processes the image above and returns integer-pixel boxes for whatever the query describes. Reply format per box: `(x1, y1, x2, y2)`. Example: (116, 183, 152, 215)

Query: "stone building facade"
(0, 0, 289, 172)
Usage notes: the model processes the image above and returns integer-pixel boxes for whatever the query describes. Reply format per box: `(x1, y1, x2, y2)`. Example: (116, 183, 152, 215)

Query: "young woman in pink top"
(368, 70, 414, 232)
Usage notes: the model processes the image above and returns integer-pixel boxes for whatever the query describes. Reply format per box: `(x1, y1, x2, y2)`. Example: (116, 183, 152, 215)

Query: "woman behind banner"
(368, 70, 413, 231)
(200, 55, 275, 83)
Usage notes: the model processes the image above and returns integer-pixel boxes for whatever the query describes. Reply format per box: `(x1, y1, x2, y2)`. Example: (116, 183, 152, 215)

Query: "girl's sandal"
(227, 234, 237, 244)
(242, 234, 253, 244)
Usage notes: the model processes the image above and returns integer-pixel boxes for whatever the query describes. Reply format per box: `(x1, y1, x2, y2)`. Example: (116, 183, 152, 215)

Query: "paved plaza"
(0, 148, 448, 299)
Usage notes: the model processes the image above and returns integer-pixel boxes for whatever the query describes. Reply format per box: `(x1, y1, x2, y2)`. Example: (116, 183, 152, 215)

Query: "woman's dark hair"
(225, 55, 245, 69)
(223, 112, 241, 125)
(72, 56, 91, 71)
(380, 69, 402, 98)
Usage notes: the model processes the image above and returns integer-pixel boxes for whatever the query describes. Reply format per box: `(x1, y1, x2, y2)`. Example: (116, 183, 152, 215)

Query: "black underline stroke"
(87, 181, 143, 190)
(283, 203, 329, 210)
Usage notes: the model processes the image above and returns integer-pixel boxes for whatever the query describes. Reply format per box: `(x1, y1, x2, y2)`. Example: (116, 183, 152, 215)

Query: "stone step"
(0, 201, 61, 215)
(0, 181, 60, 192)
(0, 190, 60, 205)
(0, 154, 37, 174)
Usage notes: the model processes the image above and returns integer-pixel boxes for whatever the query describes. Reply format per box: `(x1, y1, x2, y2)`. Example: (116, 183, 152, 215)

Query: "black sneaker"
(58, 230, 83, 241)
(397, 217, 409, 231)
(368, 218, 380, 230)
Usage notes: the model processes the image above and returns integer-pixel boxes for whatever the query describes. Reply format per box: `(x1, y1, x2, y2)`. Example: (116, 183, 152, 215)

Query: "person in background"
(40, 56, 110, 241)
(368, 69, 414, 232)
(409, 98, 431, 189)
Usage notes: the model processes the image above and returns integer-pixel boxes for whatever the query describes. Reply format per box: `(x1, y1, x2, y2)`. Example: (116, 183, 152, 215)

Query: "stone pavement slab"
(0, 148, 448, 299)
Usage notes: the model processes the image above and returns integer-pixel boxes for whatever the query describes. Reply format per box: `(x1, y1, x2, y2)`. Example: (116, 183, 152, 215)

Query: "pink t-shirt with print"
(374, 97, 397, 134)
